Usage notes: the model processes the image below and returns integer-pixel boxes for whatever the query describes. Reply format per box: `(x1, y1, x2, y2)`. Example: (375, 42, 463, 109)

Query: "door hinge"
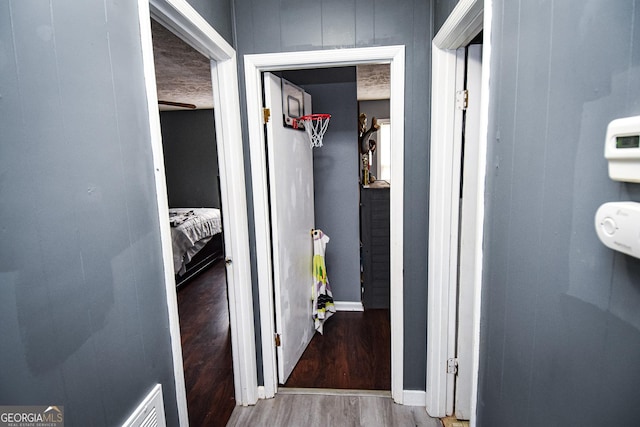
(456, 90, 468, 110)
(447, 358, 458, 375)
(263, 108, 271, 124)
(274, 333, 281, 347)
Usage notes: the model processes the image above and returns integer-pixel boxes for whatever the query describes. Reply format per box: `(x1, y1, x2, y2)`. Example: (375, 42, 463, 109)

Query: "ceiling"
(356, 64, 391, 100)
(151, 20, 213, 111)
(151, 20, 390, 111)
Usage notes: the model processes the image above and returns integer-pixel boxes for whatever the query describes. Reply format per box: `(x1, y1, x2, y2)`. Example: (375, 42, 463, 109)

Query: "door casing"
(427, 0, 492, 425)
(244, 46, 405, 402)
(138, 1, 257, 425)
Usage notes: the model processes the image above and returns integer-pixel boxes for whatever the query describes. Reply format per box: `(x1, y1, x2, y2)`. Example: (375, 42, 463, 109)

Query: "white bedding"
(169, 208, 222, 276)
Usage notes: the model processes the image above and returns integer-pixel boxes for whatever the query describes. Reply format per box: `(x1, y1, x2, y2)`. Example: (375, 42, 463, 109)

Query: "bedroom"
(151, 19, 234, 425)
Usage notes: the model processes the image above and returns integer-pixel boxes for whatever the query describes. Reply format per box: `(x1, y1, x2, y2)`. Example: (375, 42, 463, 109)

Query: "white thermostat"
(595, 202, 640, 259)
(605, 115, 640, 182)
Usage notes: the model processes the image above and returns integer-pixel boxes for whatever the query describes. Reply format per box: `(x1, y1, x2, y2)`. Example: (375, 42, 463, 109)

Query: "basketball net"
(299, 114, 331, 148)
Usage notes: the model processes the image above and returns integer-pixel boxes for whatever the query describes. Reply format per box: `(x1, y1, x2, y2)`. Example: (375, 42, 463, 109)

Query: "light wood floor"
(226, 392, 442, 427)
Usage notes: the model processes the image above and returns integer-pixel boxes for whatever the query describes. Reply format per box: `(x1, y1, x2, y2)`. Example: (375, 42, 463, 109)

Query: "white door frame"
(244, 46, 405, 403)
(138, 0, 258, 425)
(426, 0, 491, 425)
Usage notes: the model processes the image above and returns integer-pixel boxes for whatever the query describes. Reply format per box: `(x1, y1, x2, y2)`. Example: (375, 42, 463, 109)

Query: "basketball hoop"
(297, 114, 331, 148)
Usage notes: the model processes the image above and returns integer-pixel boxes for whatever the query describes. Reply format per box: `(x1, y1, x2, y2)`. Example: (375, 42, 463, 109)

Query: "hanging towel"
(312, 229, 336, 334)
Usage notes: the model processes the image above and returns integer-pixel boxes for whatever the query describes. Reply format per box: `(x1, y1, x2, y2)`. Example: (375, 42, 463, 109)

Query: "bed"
(169, 208, 224, 286)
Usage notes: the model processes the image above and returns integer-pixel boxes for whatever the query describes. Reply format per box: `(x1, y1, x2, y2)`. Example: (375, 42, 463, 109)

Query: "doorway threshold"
(441, 416, 470, 427)
(278, 387, 391, 399)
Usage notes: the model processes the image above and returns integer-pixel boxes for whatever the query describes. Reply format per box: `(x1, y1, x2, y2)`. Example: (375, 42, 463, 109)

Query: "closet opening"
(245, 45, 405, 402)
(260, 64, 393, 392)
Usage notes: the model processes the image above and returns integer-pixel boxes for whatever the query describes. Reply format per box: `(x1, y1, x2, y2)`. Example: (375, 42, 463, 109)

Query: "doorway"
(427, 0, 490, 424)
(138, 1, 257, 424)
(151, 17, 236, 426)
(262, 68, 392, 391)
(451, 41, 483, 421)
(244, 45, 406, 402)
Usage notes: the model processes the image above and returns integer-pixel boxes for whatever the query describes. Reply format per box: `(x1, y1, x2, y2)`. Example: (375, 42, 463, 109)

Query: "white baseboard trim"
(334, 301, 364, 311)
(403, 390, 426, 407)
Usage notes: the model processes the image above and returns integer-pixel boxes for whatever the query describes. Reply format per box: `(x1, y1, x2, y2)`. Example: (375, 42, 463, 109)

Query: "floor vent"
(122, 384, 166, 427)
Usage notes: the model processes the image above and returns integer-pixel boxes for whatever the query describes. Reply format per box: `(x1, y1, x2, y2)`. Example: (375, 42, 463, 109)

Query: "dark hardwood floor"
(284, 309, 391, 390)
(177, 264, 389, 423)
(177, 261, 235, 427)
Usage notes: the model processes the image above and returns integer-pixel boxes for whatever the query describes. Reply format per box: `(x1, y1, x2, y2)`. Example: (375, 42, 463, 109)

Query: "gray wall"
(0, 1, 209, 425)
(283, 68, 362, 303)
(359, 100, 390, 121)
(160, 109, 220, 208)
(433, 0, 459, 35)
(478, 1, 640, 425)
(234, 0, 432, 390)
(186, 0, 233, 45)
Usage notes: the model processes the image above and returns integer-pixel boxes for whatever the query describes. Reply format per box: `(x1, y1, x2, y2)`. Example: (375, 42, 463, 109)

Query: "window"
(377, 120, 391, 183)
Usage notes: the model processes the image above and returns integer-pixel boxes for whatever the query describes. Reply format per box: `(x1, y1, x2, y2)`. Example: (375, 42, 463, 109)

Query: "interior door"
(455, 43, 483, 420)
(263, 72, 316, 384)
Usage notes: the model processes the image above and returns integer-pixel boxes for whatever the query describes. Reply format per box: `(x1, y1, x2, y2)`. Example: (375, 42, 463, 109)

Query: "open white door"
(263, 73, 316, 384)
(455, 43, 483, 420)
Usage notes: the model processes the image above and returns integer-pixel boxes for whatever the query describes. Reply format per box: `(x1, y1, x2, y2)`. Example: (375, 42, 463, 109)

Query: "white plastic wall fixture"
(595, 202, 640, 259)
(605, 115, 640, 183)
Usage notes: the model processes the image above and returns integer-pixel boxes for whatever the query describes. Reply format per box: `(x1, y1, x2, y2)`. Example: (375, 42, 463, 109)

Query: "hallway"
(227, 391, 441, 427)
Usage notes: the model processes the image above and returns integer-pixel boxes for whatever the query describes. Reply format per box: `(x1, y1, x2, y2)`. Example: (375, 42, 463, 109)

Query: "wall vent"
(122, 384, 166, 427)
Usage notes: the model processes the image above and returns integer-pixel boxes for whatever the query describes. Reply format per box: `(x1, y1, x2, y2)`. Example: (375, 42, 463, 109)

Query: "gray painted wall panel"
(0, 2, 20, 156)
(234, 0, 431, 390)
(494, 1, 553, 422)
(373, 0, 413, 45)
(160, 109, 220, 208)
(310, 78, 361, 302)
(401, 0, 431, 390)
(359, 100, 391, 119)
(354, 0, 375, 45)
(255, 0, 283, 53)
(232, 0, 257, 53)
(0, 1, 182, 425)
(433, 0, 459, 35)
(281, 0, 323, 50)
(479, 1, 640, 425)
(322, 0, 356, 47)
(186, 0, 233, 44)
